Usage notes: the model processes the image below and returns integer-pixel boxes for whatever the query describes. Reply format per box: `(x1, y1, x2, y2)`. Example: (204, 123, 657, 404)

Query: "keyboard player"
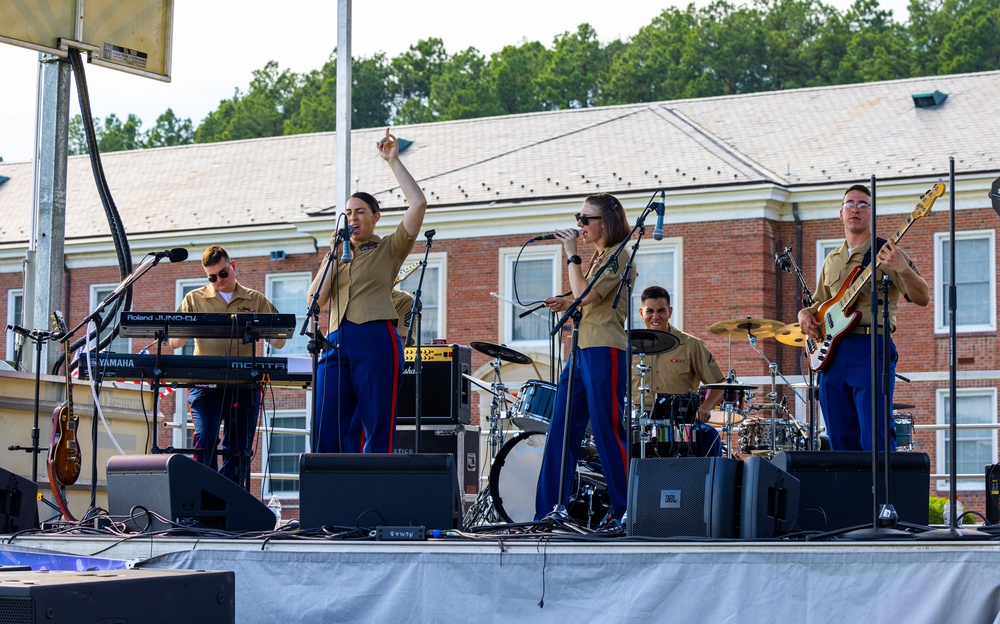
(168, 245, 286, 487)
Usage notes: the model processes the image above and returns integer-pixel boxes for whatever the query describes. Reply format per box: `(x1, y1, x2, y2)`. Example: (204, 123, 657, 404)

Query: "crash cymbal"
(708, 409, 746, 426)
(630, 329, 680, 355)
(892, 403, 915, 411)
(709, 317, 786, 339)
(774, 322, 808, 347)
(461, 373, 517, 403)
(470, 341, 533, 365)
(702, 381, 758, 391)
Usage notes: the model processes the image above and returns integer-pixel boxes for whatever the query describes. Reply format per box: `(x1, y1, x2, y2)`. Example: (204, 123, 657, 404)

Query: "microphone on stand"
(775, 247, 793, 273)
(529, 229, 579, 242)
(340, 224, 354, 263)
(151, 248, 188, 262)
(652, 190, 666, 241)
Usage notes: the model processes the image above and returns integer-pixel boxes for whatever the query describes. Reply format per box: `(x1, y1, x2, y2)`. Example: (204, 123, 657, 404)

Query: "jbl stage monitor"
(0, 466, 37, 533)
(106, 454, 275, 533)
(299, 453, 457, 531)
(397, 344, 471, 425)
(740, 455, 800, 538)
(771, 451, 930, 531)
(627, 457, 739, 538)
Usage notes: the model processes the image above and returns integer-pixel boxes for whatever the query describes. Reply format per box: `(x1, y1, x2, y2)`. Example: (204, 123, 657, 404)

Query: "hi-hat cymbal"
(470, 341, 533, 365)
(461, 373, 516, 403)
(630, 329, 680, 355)
(702, 381, 758, 391)
(893, 402, 915, 411)
(774, 322, 808, 347)
(709, 318, 785, 339)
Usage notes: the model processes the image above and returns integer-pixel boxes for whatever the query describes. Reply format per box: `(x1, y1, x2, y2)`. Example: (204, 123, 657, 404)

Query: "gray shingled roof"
(1, 70, 997, 244)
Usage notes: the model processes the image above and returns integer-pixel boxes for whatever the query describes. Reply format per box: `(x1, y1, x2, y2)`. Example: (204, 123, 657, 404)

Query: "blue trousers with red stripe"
(535, 347, 629, 520)
(315, 320, 403, 453)
(818, 334, 897, 452)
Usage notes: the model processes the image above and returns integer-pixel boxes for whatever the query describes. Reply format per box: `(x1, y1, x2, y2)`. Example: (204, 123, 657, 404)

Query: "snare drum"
(738, 417, 809, 455)
(893, 414, 914, 451)
(510, 380, 556, 432)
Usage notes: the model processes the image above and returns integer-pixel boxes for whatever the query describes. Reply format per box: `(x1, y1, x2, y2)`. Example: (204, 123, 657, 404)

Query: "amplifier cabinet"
(395, 425, 481, 509)
(397, 344, 471, 425)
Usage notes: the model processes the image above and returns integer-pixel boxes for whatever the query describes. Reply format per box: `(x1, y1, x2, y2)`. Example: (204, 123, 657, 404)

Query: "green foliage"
(68, 108, 195, 155)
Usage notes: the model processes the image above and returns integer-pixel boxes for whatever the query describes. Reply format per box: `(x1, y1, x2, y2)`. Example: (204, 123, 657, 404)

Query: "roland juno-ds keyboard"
(78, 353, 311, 387)
(119, 311, 296, 339)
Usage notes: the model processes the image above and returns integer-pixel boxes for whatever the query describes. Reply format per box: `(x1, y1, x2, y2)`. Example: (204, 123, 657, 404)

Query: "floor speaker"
(0, 466, 37, 533)
(394, 425, 480, 498)
(397, 345, 471, 425)
(626, 457, 739, 538)
(771, 451, 930, 531)
(106, 454, 275, 533)
(740, 455, 800, 538)
(299, 453, 457, 531)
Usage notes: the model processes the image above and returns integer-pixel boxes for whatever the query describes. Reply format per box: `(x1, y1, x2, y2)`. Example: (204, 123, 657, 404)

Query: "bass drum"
(488, 431, 610, 528)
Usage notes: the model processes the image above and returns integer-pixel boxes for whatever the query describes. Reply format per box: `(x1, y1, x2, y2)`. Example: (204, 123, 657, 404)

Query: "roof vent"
(912, 90, 948, 108)
(397, 138, 413, 153)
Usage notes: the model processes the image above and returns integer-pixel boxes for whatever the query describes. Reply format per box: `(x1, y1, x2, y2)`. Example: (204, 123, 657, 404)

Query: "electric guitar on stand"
(806, 183, 945, 372)
(47, 311, 81, 522)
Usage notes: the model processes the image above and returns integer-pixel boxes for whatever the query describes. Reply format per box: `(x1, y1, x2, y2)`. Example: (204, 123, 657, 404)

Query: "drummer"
(633, 286, 725, 456)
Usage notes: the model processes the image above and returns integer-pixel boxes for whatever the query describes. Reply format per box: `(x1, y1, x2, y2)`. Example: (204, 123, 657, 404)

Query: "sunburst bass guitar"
(806, 183, 944, 372)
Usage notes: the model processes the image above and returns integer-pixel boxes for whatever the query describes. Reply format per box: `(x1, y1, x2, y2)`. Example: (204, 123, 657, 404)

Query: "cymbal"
(708, 410, 745, 426)
(702, 381, 758, 391)
(774, 322, 808, 347)
(630, 329, 680, 355)
(470, 341, 533, 365)
(709, 318, 785, 339)
(461, 373, 516, 403)
(893, 403, 915, 411)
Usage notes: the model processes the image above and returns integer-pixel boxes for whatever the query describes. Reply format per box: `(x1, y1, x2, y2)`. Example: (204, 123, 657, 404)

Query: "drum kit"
(462, 341, 611, 529)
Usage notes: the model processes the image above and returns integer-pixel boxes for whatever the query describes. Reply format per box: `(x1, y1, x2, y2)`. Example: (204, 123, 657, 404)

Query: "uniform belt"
(851, 325, 893, 335)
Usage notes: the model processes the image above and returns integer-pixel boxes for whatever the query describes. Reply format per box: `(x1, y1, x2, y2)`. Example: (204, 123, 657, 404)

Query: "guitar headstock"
(52, 310, 69, 338)
(913, 182, 946, 219)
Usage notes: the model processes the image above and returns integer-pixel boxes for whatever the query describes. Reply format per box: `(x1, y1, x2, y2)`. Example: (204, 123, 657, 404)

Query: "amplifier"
(397, 344, 471, 425)
(394, 425, 481, 502)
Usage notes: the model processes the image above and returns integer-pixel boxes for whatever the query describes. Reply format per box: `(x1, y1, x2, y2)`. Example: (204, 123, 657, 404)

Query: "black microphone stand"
(302, 242, 340, 452)
(545, 197, 657, 520)
(778, 248, 820, 449)
(405, 229, 436, 452)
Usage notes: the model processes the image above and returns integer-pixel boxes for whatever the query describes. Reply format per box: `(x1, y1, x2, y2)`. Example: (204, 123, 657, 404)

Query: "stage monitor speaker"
(626, 457, 739, 538)
(397, 344, 471, 425)
(986, 463, 1000, 524)
(740, 455, 800, 539)
(771, 451, 930, 531)
(0, 466, 38, 533)
(106, 454, 275, 533)
(299, 452, 457, 531)
(0, 569, 234, 624)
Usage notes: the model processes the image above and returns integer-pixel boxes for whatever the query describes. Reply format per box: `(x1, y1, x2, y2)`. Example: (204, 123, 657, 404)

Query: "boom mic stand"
(405, 229, 436, 452)
(776, 247, 820, 449)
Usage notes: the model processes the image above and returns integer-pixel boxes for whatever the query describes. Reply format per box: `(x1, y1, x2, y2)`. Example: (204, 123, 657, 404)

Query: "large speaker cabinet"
(0, 466, 37, 533)
(394, 424, 480, 511)
(627, 457, 740, 538)
(397, 344, 471, 425)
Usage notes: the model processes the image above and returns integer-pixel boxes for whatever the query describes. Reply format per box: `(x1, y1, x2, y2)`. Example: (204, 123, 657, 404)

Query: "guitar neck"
(841, 218, 915, 310)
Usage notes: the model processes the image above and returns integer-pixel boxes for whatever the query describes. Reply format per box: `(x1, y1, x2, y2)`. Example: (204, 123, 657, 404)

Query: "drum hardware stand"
(745, 335, 807, 458)
(633, 355, 652, 459)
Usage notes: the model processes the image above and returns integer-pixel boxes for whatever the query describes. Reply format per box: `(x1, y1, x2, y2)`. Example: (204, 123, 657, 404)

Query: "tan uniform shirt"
(392, 288, 415, 345)
(631, 325, 723, 400)
(577, 247, 636, 351)
(815, 237, 917, 330)
(325, 220, 417, 333)
(177, 282, 279, 357)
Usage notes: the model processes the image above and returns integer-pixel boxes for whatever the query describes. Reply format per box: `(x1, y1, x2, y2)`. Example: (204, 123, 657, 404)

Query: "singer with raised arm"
(534, 193, 635, 523)
(168, 245, 286, 487)
(306, 128, 428, 454)
(796, 184, 928, 451)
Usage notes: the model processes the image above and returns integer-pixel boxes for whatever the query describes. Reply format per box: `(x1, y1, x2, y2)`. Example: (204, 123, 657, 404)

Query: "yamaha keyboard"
(118, 311, 297, 339)
(78, 352, 312, 388)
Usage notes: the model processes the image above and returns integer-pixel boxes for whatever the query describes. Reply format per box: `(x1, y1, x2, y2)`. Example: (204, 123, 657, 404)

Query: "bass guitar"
(806, 183, 944, 372)
(47, 311, 81, 521)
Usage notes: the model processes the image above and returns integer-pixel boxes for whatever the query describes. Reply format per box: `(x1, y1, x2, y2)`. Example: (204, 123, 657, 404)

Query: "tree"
(935, 0, 1000, 74)
(426, 48, 503, 121)
(486, 41, 551, 115)
(537, 24, 612, 109)
(390, 38, 450, 124)
(68, 113, 144, 155)
(142, 109, 194, 148)
(194, 61, 300, 143)
(285, 52, 392, 135)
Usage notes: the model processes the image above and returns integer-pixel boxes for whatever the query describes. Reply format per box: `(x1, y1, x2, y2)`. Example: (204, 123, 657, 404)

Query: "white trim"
(815, 238, 841, 284)
(88, 284, 132, 354)
(6, 288, 23, 362)
(933, 229, 996, 334)
(264, 272, 313, 357)
(499, 244, 562, 350)
(260, 408, 310, 498)
(935, 386, 997, 492)
(631, 239, 683, 330)
(399, 251, 448, 342)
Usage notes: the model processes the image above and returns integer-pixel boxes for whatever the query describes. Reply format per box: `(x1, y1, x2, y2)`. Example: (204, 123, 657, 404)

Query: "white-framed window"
(261, 409, 309, 497)
(90, 285, 131, 353)
(6, 289, 23, 363)
(630, 241, 681, 329)
(816, 239, 842, 282)
(172, 279, 203, 448)
(500, 245, 561, 348)
(935, 387, 997, 492)
(265, 272, 311, 356)
(934, 230, 996, 333)
(397, 252, 447, 344)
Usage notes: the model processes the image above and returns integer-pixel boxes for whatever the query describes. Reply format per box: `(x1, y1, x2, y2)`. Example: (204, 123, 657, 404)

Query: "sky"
(0, 0, 912, 164)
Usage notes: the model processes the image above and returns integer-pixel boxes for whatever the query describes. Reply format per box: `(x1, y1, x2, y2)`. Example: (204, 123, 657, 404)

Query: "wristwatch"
(567, 255, 582, 266)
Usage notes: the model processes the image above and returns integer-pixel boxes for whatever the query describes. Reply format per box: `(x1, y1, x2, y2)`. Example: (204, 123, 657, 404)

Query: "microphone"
(529, 229, 579, 242)
(990, 175, 1000, 218)
(652, 190, 665, 241)
(152, 248, 188, 262)
(340, 224, 354, 263)
(775, 247, 793, 273)
(425, 229, 436, 240)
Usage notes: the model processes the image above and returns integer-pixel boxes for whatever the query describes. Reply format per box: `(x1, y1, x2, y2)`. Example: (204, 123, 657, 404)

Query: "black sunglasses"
(575, 213, 603, 225)
(207, 268, 230, 283)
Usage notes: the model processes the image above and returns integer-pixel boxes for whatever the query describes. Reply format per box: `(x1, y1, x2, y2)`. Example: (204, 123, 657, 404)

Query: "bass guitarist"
(797, 184, 929, 451)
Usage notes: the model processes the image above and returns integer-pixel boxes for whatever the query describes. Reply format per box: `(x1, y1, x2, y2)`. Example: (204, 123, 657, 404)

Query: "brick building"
(2, 70, 999, 517)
